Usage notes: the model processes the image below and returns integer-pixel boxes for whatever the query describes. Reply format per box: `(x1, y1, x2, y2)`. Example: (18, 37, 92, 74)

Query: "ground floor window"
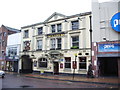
(65, 57, 71, 69)
(38, 58, 47, 68)
(33, 61, 37, 67)
(79, 57, 86, 69)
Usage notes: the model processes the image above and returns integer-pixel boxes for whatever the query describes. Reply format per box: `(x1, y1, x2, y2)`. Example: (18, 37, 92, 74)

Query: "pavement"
(6, 71, 120, 86)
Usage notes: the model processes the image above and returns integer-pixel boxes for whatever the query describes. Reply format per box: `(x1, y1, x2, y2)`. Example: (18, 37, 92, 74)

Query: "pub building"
(19, 12, 92, 75)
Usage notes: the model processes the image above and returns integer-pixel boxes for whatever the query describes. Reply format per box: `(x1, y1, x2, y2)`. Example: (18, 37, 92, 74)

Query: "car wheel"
(2, 74, 5, 78)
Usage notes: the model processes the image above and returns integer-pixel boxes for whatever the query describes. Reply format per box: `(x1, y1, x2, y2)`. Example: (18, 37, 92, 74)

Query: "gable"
(44, 12, 66, 22)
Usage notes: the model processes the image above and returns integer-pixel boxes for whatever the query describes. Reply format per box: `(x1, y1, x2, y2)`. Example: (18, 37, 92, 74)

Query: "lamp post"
(73, 53, 77, 80)
(89, 15, 92, 64)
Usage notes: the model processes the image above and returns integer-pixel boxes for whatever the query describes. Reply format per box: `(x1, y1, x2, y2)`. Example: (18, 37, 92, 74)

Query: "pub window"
(65, 57, 71, 69)
(38, 27, 43, 35)
(38, 58, 47, 68)
(51, 38, 56, 49)
(51, 25, 56, 33)
(71, 20, 79, 30)
(37, 40, 42, 50)
(57, 38, 61, 49)
(71, 36, 79, 48)
(79, 57, 87, 69)
(57, 24, 62, 32)
(34, 61, 37, 67)
(24, 30, 29, 38)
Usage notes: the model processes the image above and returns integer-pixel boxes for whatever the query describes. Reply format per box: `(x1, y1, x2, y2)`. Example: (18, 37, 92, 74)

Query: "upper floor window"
(71, 36, 79, 49)
(65, 57, 71, 69)
(57, 24, 62, 32)
(37, 40, 42, 50)
(8, 47, 17, 57)
(38, 27, 43, 35)
(51, 38, 56, 49)
(50, 38, 62, 50)
(71, 20, 79, 30)
(3, 32, 7, 37)
(57, 38, 61, 49)
(51, 24, 62, 33)
(51, 25, 56, 33)
(24, 30, 29, 38)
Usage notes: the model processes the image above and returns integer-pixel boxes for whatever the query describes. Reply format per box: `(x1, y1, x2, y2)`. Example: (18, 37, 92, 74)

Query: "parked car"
(0, 70, 5, 78)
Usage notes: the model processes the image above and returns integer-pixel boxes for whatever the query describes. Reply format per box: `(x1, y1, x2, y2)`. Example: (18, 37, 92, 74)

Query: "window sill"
(36, 49, 42, 51)
(50, 48, 56, 50)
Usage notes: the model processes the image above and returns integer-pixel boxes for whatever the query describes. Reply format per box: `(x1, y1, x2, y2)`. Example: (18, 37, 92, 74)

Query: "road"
(1, 73, 118, 89)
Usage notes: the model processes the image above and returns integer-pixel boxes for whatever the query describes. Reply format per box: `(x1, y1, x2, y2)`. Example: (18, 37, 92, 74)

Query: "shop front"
(97, 41, 120, 77)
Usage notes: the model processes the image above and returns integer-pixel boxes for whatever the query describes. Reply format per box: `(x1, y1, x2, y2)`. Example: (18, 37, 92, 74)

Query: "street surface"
(1, 73, 119, 88)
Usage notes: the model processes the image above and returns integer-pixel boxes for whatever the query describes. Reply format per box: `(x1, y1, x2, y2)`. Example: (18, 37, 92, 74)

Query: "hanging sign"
(111, 12, 120, 32)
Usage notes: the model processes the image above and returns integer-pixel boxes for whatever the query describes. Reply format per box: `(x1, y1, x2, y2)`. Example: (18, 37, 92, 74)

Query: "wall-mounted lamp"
(78, 17, 82, 21)
(64, 19, 67, 22)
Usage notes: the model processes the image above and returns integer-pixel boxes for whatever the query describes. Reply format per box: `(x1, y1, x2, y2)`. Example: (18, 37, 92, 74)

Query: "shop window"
(79, 57, 87, 69)
(65, 57, 71, 69)
(71, 20, 79, 30)
(38, 27, 43, 35)
(38, 58, 47, 68)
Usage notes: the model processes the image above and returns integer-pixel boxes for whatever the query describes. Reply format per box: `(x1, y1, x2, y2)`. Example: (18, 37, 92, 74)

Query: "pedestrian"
(87, 64, 94, 78)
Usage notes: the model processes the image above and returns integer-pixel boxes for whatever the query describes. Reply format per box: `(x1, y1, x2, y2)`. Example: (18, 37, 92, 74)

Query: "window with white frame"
(38, 27, 43, 35)
(51, 38, 62, 50)
(57, 24, 62, 32)
(79, 57, 87, 69)
(65, 57, 71, 69)
(38, 58, 47, 68)
(24, 30, 29, 38)
(57, 38, 61, 49)
(71, 36, 79, 48)
(71, 20, 79, 30)
(51, 25, 56, 33)
(51, 24, 62, 33)
(34, 61, 37, 67)
(37, 40, 42, 50)
(51, 38, 56, 49)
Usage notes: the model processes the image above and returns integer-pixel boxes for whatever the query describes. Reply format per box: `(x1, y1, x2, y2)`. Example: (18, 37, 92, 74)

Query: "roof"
(21, 12, 91, 29)
(2, 25, 20, 32)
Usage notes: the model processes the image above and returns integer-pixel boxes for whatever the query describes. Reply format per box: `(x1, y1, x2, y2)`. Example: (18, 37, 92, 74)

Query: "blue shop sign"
(111, 12, 120, 32)
(98, 43, 120, 52)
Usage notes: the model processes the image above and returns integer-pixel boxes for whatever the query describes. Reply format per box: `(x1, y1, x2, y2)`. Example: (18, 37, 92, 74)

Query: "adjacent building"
(6, 33, 21, 72)
(19, 12, 92, 75)
(92, 0, 120, 78)
(0, 25, 20, 70)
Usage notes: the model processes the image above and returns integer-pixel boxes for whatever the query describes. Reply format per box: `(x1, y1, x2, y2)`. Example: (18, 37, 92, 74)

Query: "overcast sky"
(0, 0, 112, 29)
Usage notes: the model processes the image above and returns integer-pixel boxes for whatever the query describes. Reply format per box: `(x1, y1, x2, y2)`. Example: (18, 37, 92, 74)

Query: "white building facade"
(6, 33, 21, 72)
(19, 12, 92, 75)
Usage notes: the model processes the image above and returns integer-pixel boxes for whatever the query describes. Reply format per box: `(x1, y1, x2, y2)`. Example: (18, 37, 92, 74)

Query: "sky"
(0, 0, 112, 29)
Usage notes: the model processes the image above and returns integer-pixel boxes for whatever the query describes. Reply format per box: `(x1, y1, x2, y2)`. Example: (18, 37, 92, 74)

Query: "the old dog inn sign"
(111, 12, 120, 32)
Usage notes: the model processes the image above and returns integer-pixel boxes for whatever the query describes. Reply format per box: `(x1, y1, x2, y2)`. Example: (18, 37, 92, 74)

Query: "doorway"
(98, 57, 118, 77)
(21, 55, 33, 73)
(53, 62, 59, 75)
